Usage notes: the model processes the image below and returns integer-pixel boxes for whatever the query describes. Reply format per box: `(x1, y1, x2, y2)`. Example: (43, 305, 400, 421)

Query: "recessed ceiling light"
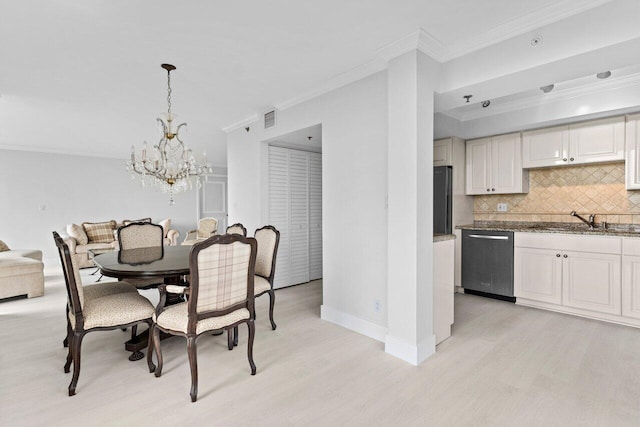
(596, 71, 611, 79)
(530, 35, 543, 47)
(482, 100, 491, 108)
(540, 84, 555, 93)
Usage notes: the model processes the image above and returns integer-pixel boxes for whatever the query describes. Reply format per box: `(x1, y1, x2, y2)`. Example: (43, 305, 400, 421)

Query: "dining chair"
(52, 232, 155, 396)
(116, 222, 164, 287)
(182, 217, 218, 245)
(226, 223, 247, 236)
(150, 234, 258, 402)
(229, 225, 280, 349)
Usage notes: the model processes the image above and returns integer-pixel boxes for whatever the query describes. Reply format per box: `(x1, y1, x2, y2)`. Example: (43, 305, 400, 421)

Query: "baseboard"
(320, 305, 387, 342)
(384, 333, 436, 366)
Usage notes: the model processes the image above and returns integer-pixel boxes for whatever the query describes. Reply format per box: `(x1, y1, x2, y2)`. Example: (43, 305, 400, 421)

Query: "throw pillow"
(82, 220, 117, 243)
(122, 217, 152, 226)
(67, 223, 89, 245)
(0, 240, 9, 252)
(158, 218, 171, 237)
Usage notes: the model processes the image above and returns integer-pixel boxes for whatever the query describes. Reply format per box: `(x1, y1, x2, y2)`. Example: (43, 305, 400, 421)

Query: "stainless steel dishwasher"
(461, 229, 515, 302)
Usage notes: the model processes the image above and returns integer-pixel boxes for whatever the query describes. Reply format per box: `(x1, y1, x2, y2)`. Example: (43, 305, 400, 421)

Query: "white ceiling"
(1, 0, 638, 163)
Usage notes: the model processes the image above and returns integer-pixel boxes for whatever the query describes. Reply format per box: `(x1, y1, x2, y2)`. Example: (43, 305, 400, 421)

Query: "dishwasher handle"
(467, 234, 510, 240)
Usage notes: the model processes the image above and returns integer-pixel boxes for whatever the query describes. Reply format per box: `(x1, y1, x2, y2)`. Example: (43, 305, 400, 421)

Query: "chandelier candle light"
(127, 63, 212, 205)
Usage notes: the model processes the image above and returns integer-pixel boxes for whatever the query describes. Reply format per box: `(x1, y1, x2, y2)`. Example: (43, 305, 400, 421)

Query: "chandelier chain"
(166, 69, 172, 114)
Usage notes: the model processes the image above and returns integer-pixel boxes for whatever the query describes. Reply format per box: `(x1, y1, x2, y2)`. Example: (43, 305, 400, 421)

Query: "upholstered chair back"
(118, 222, 164, 250)
(197, 217, 218, 238)
(226, 223, 247, 236)
(191, 238, 255, 314)
(53, 232, 85, 312)
(254, 226, 280, 279)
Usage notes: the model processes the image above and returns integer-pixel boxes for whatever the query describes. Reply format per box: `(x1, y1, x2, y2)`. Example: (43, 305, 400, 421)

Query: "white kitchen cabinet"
(562, 251, 621, 315)
(621, 238, 640, 319)
(514, 247, 562, 305)
(514, 232, 622, 317)
(625, 113, 640, 190)
(434, 138, 452, 166)
(521, 125, 569, 168)
(522, 116, 625, 168)
(465, 133, 528, 195)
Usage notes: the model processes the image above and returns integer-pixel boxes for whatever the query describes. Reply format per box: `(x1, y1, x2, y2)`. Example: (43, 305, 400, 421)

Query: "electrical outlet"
(497, 203, 507, 212)
(374, 299, 381, 313)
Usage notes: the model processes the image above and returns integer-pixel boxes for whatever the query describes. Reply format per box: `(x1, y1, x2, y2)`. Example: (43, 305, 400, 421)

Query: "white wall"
(0, 150, 199, 265)
(227, 71, 389, 334)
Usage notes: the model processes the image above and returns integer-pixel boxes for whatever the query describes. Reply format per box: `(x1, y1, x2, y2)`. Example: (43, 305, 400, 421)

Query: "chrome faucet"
(570, 211, 595, 229)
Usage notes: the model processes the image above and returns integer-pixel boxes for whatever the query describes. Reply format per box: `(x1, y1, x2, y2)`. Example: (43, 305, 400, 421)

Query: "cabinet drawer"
(514, 232, 621, 254)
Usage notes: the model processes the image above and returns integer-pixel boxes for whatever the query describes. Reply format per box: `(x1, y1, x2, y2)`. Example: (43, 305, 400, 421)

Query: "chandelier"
(127, 63, 212, 205)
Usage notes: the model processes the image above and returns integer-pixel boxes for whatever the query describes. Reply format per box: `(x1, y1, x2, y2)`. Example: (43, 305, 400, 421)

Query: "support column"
(386, 49, 439, 365)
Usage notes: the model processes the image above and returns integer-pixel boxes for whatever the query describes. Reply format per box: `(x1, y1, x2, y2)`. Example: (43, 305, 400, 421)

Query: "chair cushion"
(67, 223, 89, 245)
(83, 281, 138, 300)
(155, 302, 250, 335)
(70, 292, 154, 329)
(254, 275, 271, 295)
(82, 221, 117, 243)
(0, 240, 9, 252)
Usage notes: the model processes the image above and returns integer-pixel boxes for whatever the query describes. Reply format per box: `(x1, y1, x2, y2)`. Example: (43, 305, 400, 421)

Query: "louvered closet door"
(288, 151, 310, 286)
(268, 147, 290, 288)
(309, 152, 323, 281)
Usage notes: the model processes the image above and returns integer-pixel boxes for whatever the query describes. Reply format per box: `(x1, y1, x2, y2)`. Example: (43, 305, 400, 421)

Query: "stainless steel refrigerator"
(433, 165, 452, 234)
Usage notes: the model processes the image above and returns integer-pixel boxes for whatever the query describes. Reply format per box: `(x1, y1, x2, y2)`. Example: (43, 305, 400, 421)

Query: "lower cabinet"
(561, 251, 621, 315)
(514, 233, 627, 323)
(622, 256, 640, 319)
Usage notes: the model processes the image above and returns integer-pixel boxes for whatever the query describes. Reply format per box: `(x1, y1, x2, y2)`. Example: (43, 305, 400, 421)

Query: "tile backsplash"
(474, 162, 640, 224)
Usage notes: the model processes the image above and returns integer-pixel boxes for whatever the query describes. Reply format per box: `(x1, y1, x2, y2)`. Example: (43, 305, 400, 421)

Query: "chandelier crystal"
(126, 64, 212, 205)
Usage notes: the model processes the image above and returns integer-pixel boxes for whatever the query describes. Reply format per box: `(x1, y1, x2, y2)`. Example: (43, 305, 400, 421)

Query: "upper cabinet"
(466, 133, 529, 195)
(626, 113, 640, 190)
(522, 116, 625, 168)
(434, 138, 452, 166)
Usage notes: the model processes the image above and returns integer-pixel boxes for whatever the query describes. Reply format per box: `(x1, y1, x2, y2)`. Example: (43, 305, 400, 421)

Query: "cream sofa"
(0, 242, 45, 300)
(63, 218, 179, 269)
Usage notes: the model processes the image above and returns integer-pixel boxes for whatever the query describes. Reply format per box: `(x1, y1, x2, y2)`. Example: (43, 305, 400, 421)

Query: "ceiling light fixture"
(540, 84, 555, 93)
(596, 71, 611, 79)
(482, 100, 491, 108)
(127, 64, 212, 205)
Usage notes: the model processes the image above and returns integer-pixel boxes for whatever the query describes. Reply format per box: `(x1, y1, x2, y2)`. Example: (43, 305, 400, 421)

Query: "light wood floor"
(2, 268, 640, 426)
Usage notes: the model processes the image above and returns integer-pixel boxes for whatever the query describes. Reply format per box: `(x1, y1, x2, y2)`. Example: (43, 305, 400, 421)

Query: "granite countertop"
(456, 221, 640, 237)
(433, 234, 456, 242)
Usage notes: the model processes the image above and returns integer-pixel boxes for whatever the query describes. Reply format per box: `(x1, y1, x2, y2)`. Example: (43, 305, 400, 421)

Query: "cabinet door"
(514, 247, 562, 304)
(522, 125, 569, 168)
(434, 139, 451, 166)
(569, 116, 625, 165)
(288, 150, 310, 286)
(625, 114, 640, 190)
(562, 251, 621, 315)
(268, 147, 291, 288)
(465, 138, 491, 195)
(622, 255, 640, 319)
(491, 133, 527, 194)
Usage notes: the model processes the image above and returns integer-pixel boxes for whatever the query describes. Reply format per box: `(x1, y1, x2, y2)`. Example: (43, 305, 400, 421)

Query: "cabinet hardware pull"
(486, 188, 490, 192)
(556, 253, 561, 257)
(491, 188, 495, 191)
(563, 158, 568, 161)
(563, 254, 568, 258)
(570, 157, 574, 161)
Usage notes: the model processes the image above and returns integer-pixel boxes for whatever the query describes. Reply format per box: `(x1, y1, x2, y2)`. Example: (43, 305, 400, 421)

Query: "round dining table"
(92, 245, 193, 360)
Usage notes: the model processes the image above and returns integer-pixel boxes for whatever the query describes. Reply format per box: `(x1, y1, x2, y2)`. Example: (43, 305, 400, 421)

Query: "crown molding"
(377, 28, 447, 63)
(443, 0, 614, 61)
(0, 144, 128, 159)
(221, 112, 259, 133)
(445, 71, 640, 122)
